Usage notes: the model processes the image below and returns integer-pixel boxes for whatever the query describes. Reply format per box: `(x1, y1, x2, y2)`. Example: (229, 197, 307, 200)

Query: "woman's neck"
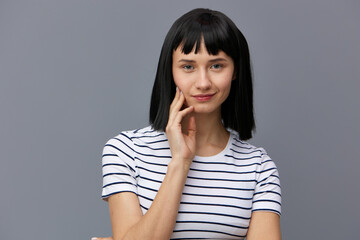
(182, 110, 229, 156)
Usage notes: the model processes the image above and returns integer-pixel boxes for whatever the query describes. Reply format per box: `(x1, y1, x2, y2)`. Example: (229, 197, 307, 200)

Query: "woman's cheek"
(182, 95, 189, 108)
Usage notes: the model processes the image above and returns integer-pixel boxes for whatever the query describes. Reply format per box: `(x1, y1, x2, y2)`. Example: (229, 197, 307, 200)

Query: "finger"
(168, 88, 181, 123)
(173, 105, 194, 125)
(171, 91, 185, 115)
(169, 87, 180, 112)
(187, 114, 196, 137)
(168, 90, 185, 124)
(185, 114, 197, 153)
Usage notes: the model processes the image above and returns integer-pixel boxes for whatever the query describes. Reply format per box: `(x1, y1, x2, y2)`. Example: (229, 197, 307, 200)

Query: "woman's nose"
(195, 69, 211, 90)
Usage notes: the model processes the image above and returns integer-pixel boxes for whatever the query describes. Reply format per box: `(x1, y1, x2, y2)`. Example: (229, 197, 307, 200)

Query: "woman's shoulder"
(228, 130, 270, 160)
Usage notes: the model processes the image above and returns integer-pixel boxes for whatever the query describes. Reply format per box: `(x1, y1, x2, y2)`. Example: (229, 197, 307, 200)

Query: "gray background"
(0, 0, 359, 239)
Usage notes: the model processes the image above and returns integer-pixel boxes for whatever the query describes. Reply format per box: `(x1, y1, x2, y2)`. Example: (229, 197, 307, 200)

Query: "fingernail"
(176, 86, 179, 92)
(91, 238, 98, 240)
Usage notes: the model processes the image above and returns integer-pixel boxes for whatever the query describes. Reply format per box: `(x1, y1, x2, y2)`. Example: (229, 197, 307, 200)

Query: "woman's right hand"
(166, 88, 196, 169)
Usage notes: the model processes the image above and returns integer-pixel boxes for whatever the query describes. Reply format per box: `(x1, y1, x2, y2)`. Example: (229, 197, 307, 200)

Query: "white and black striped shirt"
(102, 126, 281, 239)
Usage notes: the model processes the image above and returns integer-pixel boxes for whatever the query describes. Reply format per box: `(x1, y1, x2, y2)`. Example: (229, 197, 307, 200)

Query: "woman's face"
(172, 41, 235, 115)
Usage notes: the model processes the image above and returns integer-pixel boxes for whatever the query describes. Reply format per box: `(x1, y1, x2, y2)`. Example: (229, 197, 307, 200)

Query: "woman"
(95, 8, 281, 240)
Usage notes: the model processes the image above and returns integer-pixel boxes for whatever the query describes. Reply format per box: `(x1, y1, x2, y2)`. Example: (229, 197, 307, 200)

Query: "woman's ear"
(232, 70, 237, 81)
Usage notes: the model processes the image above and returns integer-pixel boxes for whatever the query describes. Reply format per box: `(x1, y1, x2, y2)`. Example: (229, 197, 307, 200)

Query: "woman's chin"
(192, 105, 219, 115)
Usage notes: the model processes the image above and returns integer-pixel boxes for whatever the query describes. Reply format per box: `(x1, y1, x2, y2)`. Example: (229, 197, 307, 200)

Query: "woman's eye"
(211, 64, 222, 69)
(183, 65, 194, 70)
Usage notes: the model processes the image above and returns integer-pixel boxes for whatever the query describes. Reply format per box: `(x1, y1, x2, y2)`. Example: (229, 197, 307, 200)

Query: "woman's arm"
(108, 160, 189, 240)
(246, 211, 281, 240)
(107, 89, 196, 240)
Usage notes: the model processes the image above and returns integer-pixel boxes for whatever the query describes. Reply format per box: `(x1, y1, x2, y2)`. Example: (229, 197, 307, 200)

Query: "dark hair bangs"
(173, 12, 236, 58)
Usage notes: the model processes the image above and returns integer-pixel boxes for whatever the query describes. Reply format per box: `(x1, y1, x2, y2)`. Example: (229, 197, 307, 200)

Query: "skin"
(94, 40, 281, 240)
(172, 41, 233, 156)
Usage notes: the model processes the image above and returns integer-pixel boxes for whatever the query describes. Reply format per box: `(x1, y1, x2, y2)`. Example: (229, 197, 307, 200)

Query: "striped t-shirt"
(102, 126, 281, 239)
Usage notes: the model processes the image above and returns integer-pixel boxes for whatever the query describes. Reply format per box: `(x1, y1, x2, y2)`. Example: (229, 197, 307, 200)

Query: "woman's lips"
(193, 93, 216, 101)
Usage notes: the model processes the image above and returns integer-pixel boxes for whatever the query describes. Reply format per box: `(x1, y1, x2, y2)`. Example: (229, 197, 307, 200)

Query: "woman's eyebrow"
(178, 58, 228, 63)
(209, 58, 228, 62)
(178, 59, 195, 63)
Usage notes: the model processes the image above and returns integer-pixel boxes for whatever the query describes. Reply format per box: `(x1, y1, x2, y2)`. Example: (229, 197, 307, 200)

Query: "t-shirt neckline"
(194, 132, 233, 160)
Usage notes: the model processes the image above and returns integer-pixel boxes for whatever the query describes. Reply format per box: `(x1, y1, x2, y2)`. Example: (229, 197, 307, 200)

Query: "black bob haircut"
(150, 8, 255, 140)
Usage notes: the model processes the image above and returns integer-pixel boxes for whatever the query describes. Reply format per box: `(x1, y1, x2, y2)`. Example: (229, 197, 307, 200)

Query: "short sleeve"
(101, 132, 138, 200)
(252, 148, 282, 216)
